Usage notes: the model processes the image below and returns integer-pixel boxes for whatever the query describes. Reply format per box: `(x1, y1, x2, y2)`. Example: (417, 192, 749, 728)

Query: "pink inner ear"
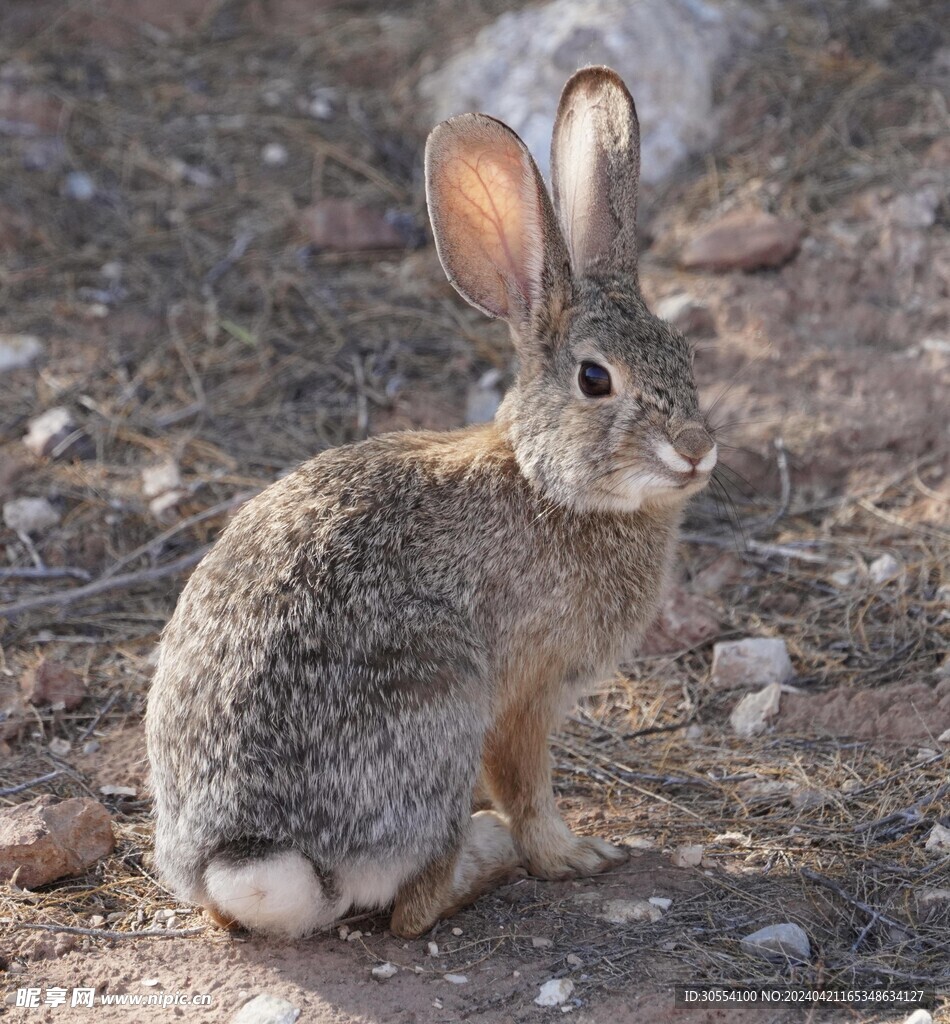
(440, 144, 534, 310)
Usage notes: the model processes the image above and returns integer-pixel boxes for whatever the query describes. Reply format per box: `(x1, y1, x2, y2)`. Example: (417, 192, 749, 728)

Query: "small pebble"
(451, 927, 463, 936)
(672, 844, 704, 868)
(371, 962, 398, 981)
(830, 567, 857, 588)
(427, 941, 439, 956)
(23, 406, 79, 458)
(141, 461, 182, 499)
(730, 683, 782, 738)
(740, 922, 811, 962)
(3, 497, 60, 534)
(82, 740, 100, 755)
(337, 925, 349, 940)
(648, 897, 672, 911)
(869, 553, 901, 584)
(48, 737, 71, 757)
(431, 1000, 443, 1010)
(443, 973, 468, 985)
(535, 978, 574, 1007)
(63, 171, 95, 201)
(902, 1011, 933, 1024)
(565, 955, 582, 967)
(0, 333, 44, 372)
(345, 929, 362, 942)
(88, 915, 105, 928)
(532, 936, 554, 948)
(261, 143, 289, 167)
(924, 823, 950, 853)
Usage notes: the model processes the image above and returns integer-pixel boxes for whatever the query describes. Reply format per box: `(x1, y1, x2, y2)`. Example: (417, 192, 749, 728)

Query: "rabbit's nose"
(672, 426, 716, 468)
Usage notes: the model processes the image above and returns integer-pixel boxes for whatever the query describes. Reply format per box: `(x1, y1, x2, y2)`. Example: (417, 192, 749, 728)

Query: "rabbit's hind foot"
(389, 810, 522, 939)
(203, 848, 334, 938)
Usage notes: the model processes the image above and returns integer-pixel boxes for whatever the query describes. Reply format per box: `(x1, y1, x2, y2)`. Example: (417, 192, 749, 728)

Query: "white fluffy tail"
(204, 850, 334, 938)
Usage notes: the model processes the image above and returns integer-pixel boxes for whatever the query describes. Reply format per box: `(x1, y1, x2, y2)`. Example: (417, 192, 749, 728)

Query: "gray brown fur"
(146, 66, 715, 936)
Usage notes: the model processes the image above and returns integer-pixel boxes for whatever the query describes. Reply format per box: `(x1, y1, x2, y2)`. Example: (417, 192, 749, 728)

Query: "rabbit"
(145, 65, 717, 940)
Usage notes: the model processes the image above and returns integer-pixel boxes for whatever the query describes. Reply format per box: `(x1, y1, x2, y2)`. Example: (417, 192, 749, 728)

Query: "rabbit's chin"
(580, 468, 711, 515)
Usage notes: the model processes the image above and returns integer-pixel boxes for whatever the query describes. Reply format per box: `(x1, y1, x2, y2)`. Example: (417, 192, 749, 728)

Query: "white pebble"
(141, 461, 182, 499)
(672, 844, 704, 868)
(648, 897, 672, 911)
(261, 143, 289, 167)
(443, 973, 468, 985)
(924, 823, 950, 853)
(565, 954, 582, 967)
(740, 922, 811, 962)
(345, 929, 362, 942)
(88, 915, 105, 928)
(902, 1010, 933, 1024)
(730, 683, 783, 738)
(3, 497, 60, 534)
(371, 962, 398, 981)
(869, 553, 902, 584)
(0, 334, 43, 372)
(427, 941, 439, 956)
(64, 171, 95, 201)
(451, 927, 463, 936)
(535, 978, 574, 1006)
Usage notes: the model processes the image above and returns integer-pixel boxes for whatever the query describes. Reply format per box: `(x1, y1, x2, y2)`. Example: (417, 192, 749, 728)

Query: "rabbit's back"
(147, 429, 506, 901)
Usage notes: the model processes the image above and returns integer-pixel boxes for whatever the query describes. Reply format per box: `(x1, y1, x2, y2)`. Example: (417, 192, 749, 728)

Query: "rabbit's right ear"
(426, 114, 570, 331)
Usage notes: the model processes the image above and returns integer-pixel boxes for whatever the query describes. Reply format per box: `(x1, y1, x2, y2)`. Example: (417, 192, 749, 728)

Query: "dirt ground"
(0, 1, 948, 1021)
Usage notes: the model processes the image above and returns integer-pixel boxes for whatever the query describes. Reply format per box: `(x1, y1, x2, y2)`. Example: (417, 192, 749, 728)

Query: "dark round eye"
(578, 361, 612, 397)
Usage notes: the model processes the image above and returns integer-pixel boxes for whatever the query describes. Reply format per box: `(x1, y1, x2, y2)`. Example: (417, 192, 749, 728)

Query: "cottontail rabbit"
(146, 66, 716, 939)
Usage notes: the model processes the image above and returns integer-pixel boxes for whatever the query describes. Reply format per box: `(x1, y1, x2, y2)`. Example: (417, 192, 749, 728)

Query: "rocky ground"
(0, 1, 948, 1022)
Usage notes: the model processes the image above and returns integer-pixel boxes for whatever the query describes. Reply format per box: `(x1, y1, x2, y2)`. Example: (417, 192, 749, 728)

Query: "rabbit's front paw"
(523, 832, 628, 880)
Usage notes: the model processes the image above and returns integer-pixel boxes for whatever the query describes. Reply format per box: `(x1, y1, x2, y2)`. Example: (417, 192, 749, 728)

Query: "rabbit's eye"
(578, 361, 612, 397)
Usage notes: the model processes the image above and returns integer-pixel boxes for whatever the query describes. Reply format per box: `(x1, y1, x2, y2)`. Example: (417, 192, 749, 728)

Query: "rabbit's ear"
(551, 66, 640, 280)
(426, 114, 570, 328)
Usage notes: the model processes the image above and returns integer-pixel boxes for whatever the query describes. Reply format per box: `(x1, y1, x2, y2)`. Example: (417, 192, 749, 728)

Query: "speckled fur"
(146, 67, 715, 938)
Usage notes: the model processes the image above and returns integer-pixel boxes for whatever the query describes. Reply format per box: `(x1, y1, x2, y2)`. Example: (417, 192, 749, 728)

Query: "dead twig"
(800, 869, 939, 952)
(0, 772, 63, 798)
(0, 547, 210, 619)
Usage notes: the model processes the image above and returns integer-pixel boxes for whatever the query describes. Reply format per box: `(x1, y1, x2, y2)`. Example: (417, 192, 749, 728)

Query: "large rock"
(0, 796, 114, 888)
(421, 0, 759, 184)
(681, 211, 803, 272)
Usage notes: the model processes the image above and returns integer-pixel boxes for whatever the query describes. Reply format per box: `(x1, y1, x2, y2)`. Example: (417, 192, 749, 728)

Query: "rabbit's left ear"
(551, 66, 641, 280)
